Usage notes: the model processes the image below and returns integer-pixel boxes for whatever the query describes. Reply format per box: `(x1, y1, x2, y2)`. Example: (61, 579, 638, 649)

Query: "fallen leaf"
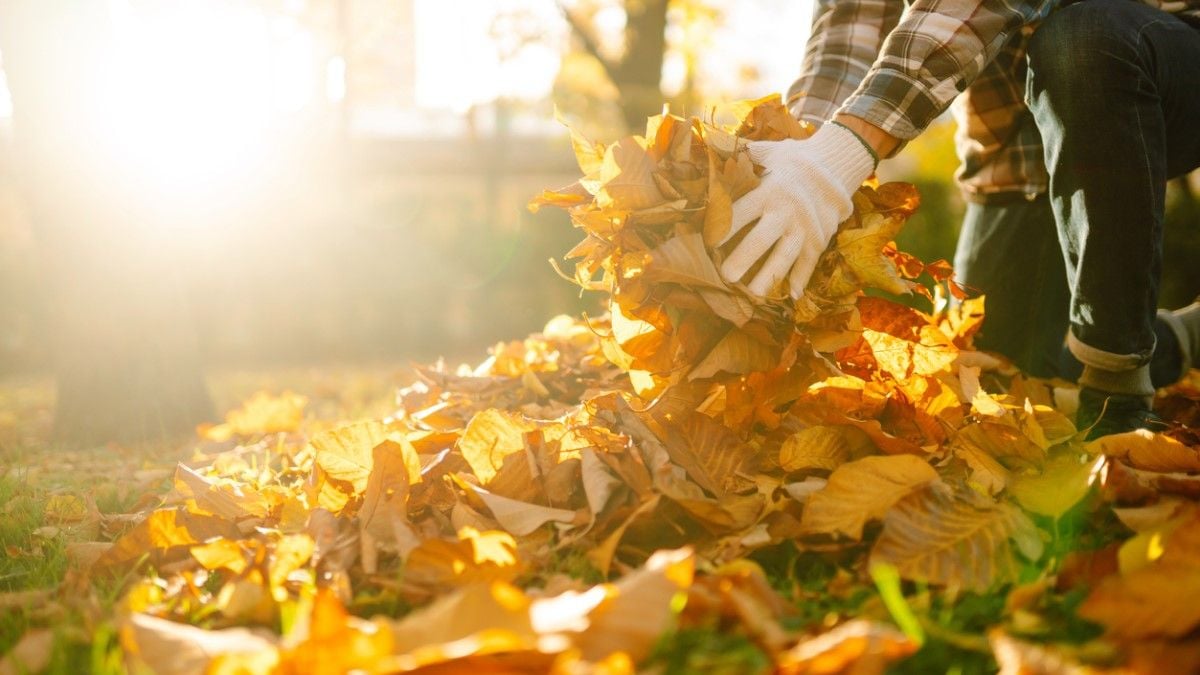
(871, 486, 1043, 591)
(801, 455, 939, 539)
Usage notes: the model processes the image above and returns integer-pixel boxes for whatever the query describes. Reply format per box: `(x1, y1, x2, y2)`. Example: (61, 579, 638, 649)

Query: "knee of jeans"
(1026, 0, 1141, 99)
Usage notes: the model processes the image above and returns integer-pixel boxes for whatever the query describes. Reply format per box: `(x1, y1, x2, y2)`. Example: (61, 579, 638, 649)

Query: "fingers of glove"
(720, 214, 784, 284)
(722, 183, 768, 246)
(787, 247, 824, 300)
(747, 230, 807, 297)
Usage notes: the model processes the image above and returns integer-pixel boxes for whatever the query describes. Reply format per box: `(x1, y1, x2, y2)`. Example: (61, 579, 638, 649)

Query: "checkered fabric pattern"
(787, 0, 1200, 202)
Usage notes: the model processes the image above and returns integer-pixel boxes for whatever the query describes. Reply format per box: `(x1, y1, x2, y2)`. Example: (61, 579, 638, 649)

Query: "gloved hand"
(718, 122, 876, 299)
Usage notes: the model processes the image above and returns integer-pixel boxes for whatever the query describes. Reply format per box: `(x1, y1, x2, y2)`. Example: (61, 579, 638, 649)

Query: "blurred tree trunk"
(562, 0, 669, 132)
(0, 2, 213, 445)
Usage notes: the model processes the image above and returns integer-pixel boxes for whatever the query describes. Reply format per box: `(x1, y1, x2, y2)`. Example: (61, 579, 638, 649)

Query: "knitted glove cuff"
(801, 122, 877, 194)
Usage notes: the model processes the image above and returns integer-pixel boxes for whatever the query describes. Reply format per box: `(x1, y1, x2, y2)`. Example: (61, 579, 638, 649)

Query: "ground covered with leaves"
(5, 97, 1200, 674)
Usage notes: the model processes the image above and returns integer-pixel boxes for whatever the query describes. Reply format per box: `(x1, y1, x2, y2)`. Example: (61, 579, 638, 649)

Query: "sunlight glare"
(95, 1, 290, 203)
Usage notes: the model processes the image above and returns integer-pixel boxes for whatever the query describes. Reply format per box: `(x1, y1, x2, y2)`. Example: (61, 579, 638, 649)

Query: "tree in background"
(556, 0, 722, 134)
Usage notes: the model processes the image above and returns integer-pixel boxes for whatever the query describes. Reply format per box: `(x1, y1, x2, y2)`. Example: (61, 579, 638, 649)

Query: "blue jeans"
(955, 197, 1184, 386)
(1027, 0, 1200, 374)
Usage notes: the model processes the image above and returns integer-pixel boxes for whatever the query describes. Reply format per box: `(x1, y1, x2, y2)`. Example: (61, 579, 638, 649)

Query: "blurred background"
(0, 0, 1196, 445)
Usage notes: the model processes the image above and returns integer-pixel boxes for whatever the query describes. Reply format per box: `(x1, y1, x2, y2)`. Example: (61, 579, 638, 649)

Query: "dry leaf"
(776, 620, 917, 675)
(121, 613, 277, 675)
(871, 486, 1043, 591)
(801, 455, 939, 539)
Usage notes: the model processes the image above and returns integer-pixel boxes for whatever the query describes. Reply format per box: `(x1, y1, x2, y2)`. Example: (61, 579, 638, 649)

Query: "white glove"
(718, 122, 876, 299)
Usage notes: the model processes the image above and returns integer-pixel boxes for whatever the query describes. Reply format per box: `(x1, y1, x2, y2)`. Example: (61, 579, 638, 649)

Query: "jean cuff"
(1067, 329, 1154, 371)
(1079, 364, 1154, 397)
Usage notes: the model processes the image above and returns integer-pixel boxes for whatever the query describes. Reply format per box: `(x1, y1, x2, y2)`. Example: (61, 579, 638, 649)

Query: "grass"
(0, 365, 411, 672)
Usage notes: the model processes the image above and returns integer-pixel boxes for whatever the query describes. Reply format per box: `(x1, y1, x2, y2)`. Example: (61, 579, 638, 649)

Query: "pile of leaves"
(7, 96, 1200, 674)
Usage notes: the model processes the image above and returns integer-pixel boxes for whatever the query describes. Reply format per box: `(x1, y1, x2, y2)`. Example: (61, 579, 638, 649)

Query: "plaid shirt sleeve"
(787, 0, 904, 126)
(838, 0, 1057, 144)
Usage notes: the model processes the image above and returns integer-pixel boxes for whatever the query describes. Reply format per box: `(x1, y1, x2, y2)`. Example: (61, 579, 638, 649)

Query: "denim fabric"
(954, 197, 1070, 378)
(1025, 0, 1200, 370)
(954, 198, 1186, 386)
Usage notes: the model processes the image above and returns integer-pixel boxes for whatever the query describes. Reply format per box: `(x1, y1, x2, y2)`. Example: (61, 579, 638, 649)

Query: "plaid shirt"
(787, 0, 1200, 201)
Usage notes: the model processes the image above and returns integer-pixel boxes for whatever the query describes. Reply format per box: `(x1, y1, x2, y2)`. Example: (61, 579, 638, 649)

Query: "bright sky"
(412, 0, 815, 112)
(0, 0, 817, 121)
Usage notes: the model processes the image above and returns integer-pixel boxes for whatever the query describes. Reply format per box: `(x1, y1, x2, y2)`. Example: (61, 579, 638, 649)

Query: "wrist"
(801, 123, 876, 194)
(831, 113, 900, 160)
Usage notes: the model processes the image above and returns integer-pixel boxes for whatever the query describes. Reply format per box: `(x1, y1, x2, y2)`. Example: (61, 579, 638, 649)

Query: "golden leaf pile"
(12, 96, 1200, 674)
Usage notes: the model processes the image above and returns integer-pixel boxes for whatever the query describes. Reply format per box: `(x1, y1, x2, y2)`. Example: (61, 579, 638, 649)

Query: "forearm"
(832, 113, 899, 161)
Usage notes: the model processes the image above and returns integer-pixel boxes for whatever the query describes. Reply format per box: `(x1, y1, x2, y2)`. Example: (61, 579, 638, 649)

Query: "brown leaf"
(1078, 562, 1200, 638)
(388, 582, 537, 669)
(780, 426, 853, 473)
(689, 329, 778, 380)
(562, 547, 694, 663)
(0, 629, 53, 675)
(871, 486, 1043, 592)
(458, 480, 581, 536)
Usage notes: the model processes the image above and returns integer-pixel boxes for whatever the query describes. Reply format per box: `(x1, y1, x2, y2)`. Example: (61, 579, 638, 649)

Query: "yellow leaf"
(801, 455, 939, 539)
(861, 329, 957, 380)
(557, 106, 606, 176)
(387, 582, 537, 670)
(276, 588, 393, 675)
(1009, 453, 1103, 518)
(43, 495, 89, 523)
(1079, 562, 1200, 638)
(953, 441, 1010, 495)
(268, 534, 314, 601)
(835, 213, 910, 296)
(96, 508, 242, 572)
(702, 147, 732, 247)
(598, 137, 665, 211)
(776, 620, 916, 675)
(457, 409, 540, 485)
(1087, 429, 1200, 473)
(311, 421, 421, 512)
(200, 390, 307, 441)
(191, 538, 248, 574)
(121, 613, 277, 675)
(174, 465, 270, 520)
(527, 189, 589, 213)
(404, 527, 523, 589)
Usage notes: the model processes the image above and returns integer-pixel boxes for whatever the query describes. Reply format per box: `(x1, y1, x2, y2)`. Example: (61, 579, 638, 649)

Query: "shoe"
(1076, 387, 1167, 440)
